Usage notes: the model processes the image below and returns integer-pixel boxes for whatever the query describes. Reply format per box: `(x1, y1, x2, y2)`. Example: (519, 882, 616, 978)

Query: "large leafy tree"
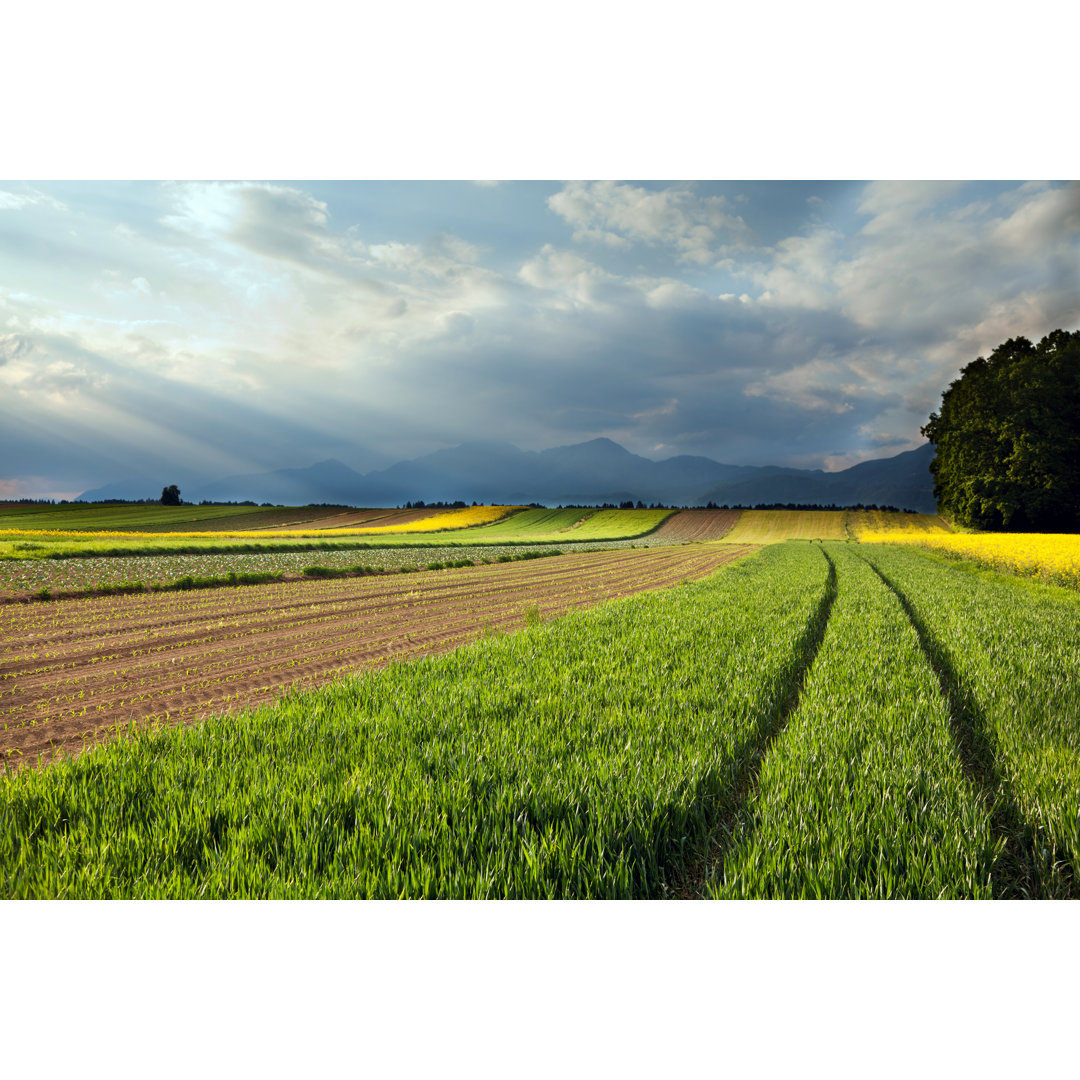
(921, 330, 1080, 530)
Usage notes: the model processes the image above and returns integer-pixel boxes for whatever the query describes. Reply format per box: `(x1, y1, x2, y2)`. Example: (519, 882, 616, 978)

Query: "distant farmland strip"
(262, 507, 455, 532)
(129, 507, 449, 533)
(333, 505, 516, 534)
(0, 507, 520, 561)
(646, 509, 741, 541)
(452, 507, 674, 543)
(0, 504, 279, 532)
(846, 510, 951, 538)
(455, 508, 596, 535)
(0, 544, 759, 769)
(721, 510, 847, 542)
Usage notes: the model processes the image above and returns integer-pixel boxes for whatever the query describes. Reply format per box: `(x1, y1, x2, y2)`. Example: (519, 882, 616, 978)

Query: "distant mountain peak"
(75, 437, 936, 512)
(542, 436, 635, 459)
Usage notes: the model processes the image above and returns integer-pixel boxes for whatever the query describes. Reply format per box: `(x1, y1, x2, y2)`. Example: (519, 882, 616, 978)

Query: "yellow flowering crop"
(322, 505, 516, 534)
(859, 531, 1080, 590)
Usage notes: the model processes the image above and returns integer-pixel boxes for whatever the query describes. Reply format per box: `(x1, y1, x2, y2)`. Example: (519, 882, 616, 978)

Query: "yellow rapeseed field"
(859, 531, 1080, 589)
(323, 505, 515, 534)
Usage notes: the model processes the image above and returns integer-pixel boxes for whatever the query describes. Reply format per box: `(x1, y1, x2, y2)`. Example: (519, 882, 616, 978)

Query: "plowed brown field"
(1, 545, 758, 768)
(647, 509, 743, 541)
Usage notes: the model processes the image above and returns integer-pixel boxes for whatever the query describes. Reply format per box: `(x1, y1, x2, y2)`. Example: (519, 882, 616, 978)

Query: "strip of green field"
(0, 543, 831, 898)
(720, 509, 847, 542)
(703, 544, 998, 899)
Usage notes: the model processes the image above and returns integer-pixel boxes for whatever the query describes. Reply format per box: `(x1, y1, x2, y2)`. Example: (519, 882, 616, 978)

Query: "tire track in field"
(1, 545, 758, 769)
(673, 546, 838, 898)
(856, 553, 1064, 899)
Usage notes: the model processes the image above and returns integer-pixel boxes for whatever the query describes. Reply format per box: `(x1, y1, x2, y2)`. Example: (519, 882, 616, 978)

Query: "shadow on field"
(671, 547, 838, 898)
(859, 554, 1074, 899)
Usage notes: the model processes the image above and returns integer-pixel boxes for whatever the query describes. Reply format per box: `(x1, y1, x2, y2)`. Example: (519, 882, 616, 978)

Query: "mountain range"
(76, 438, 938, 513)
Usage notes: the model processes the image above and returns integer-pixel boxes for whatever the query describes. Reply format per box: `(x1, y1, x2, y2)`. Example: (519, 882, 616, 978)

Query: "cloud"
(752, 229, 842, 310)
(745, 357, 861, 414)
(0, 333, 34, 365)
(0, 187, 68, 212)
(2, 180, 1077, 497)
(855, 181, 966, 236)
(518, 244, 616, 307)
(990, 180, 1080, 256)
(547, 181, 752, 264)
(831, 181, 1080, 336)
(0, 333, 108, 400)
(160, 181, 363, 278)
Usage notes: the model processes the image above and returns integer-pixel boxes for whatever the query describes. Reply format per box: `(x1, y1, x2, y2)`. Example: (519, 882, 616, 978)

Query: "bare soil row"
(0, 545, 758, 768)
(648, 509, 742, 541)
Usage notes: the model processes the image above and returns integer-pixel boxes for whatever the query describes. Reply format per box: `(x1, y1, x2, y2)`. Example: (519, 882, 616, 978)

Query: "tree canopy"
(160, 485, 181, 506)
(922, 330, 1080, 531)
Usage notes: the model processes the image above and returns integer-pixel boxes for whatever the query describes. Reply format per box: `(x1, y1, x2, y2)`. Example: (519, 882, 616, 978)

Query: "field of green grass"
(703, 546, 997, 898)
(3, 539, 1075, 898)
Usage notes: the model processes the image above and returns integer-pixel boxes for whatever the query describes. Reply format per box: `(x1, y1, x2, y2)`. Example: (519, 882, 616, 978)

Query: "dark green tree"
(160, 485, 181, 506)
(921, 330, 1080, 530)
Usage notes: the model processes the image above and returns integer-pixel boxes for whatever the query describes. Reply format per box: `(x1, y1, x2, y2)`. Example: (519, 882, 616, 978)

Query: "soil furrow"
(2, 552, 732, 708)
(0, 549, 706, 676)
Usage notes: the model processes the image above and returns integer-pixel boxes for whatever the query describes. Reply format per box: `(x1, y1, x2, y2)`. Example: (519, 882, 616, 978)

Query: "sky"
(1, 178, 1078, 498)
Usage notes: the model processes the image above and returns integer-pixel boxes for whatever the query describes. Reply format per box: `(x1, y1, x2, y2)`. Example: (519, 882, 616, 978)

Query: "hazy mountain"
(77, 439, 937, 512)
(352, 437, 808, 507)
(75, 445, 394, 504)
(76, 476, 198, 502)
(699, 443, 937, 512)
(193, 459, 368, 505)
